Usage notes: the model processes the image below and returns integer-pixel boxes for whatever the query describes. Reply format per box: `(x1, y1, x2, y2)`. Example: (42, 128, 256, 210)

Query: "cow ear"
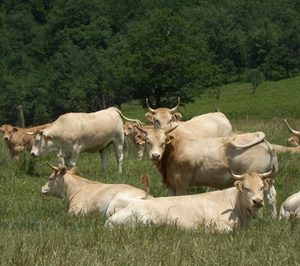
(166, 135, 174, 144)
(145, 112, 153, 122)
(69, 167, 78, 175)
(135, 134, 146, 145)
(172, 112, 182, 121)
(13, 127, 18, 132)
(263, 178, 273, 189)
(234, 180, 244, 191)
(58, 167, 67, 175)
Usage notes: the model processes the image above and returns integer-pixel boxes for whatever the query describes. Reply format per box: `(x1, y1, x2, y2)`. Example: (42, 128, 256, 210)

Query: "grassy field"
(1, 76, 300, 265)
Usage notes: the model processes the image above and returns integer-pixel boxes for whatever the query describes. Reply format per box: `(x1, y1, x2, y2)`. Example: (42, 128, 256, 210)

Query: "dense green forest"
(1, 0, 300, 125)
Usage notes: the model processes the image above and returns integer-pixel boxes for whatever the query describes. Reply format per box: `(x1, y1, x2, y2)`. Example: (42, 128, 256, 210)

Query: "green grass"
(1, 76, 300, 265)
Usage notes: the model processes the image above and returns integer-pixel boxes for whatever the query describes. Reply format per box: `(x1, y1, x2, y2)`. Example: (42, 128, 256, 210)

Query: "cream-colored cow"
(279, 190, 300, 220)
(42, 164, 151, 217)
(135, 127, 278, 217)
(105, 169, 273, 232)
(145, 97, 232, 137)
(29, 107, 141, 173)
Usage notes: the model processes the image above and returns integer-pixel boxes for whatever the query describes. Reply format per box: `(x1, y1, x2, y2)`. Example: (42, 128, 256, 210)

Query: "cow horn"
(46, 162, 59, 171)
(229, 169, 244, 180)
(165, 125, 179, 135)
(135, 125, 148, 134)
(25, 131, 35, 135)
(261, 166, 275, 179)
(284, 119, 300, 136)
(231, 132, 265, 149)
(170, 97, 181, 113)
(146, 98, 155, 113)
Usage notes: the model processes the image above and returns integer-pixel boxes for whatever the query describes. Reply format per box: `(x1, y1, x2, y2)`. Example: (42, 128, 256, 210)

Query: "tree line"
(1, 0, 300, 125)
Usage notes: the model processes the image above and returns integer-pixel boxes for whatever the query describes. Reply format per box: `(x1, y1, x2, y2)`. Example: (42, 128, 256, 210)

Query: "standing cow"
(145, 97, 232, 137)
(135, 126, 278, 217)
(29, 107, 141, 173)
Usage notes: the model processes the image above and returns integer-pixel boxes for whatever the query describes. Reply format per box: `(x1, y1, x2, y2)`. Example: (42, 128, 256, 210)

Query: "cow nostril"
(152, 153, 160, 160)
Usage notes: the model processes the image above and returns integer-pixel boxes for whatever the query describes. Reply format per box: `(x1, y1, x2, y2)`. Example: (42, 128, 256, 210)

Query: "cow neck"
(235, 190, 256, 228)
(153, 142, 174, 187)
(64, 173, 98, 203)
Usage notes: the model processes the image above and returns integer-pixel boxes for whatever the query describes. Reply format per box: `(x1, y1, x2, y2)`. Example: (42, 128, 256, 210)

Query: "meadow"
(1, 76, 300, 265)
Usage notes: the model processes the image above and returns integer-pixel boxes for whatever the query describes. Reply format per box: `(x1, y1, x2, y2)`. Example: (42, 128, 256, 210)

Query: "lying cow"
(135, 126, 278, 217)
(105, 169, 273, 232)
(145, 97, 232, 137)
(42, 164, 151, 216)
(29, 107, 141, 173)
(0, 123, 50, 160)
(284, 119, 300, 146)
(279, 190, 300, 220)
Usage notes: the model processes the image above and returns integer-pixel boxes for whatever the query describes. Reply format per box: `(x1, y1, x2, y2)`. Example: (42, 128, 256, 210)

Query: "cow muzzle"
(3, 136, 9, 141)
(151, 153, 161, 161)
(41, 186, 49, 195)
(252, 198, 264, 208)
(30, 151, 38, 157)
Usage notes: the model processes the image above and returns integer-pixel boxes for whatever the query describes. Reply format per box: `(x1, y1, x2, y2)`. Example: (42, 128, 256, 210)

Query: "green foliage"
(1, 0, 300, 124)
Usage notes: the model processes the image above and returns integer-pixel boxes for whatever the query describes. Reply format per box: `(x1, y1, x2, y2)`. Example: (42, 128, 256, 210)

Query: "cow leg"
(100, 149, 108, 170)
(113, 138, 124, 174)
(265, 184, 277, 218)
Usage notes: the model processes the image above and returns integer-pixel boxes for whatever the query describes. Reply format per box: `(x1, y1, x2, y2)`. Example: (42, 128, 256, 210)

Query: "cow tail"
(265, 140, 277, 175)
(113, 107, 142, 125)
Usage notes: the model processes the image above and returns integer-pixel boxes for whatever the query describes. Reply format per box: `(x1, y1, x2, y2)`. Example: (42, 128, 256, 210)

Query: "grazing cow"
(29, 107, 141, 173)
(279, 190, 300, 220)
(145, 98, 232, 137)
(105, 170, 273, 232)
(0, 123, 50, 160)
(42, 164, 151, 216)
(135, 127, 278, 217)
(284, 119, 300, 146)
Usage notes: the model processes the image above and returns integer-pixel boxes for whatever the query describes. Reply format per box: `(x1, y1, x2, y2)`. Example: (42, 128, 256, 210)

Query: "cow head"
(135, 126, 178, 161)
(284, 119, 300, 146)
(123, 122, 137, 136)
(42, 164, 78, 198)
(0, 124, 18, 142)
(229, 167, 274, 213)
(29, 130, 53, 157)
(42, 164, 66, 198)
(145, 98, 182, 129)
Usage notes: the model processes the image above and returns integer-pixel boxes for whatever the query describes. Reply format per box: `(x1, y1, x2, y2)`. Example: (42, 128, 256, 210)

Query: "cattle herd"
(1, 98, 300, 232)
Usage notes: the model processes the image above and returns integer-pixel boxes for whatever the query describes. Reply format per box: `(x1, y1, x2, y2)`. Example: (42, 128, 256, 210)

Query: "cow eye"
(244, 187, 250, 192)
(160, 142, 165, 148)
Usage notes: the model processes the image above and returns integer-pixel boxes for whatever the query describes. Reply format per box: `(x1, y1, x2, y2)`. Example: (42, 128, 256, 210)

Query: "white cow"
(279, 190, 300, 220)
(29, 107, 141, 173)
(42, 164, 151, 216)
(105, 169, 274, 232)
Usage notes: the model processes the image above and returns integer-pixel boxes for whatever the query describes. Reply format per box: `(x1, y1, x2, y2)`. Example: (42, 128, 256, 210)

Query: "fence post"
(17, 105, 25, 127)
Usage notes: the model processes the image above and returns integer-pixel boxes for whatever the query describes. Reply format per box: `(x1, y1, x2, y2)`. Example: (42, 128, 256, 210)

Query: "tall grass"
(1, 77, 300, 265)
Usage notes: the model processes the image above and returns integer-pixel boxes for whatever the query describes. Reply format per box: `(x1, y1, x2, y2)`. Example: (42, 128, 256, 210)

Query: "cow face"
(30, 130, 53, 157)
(231, 170, 273, 213)
(0, 124, 18, 142)
(145, 97, 182, 129)
(145, 108, 182, 129)
(135, 127, 177, 161)
(42, 166, 67, 198)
